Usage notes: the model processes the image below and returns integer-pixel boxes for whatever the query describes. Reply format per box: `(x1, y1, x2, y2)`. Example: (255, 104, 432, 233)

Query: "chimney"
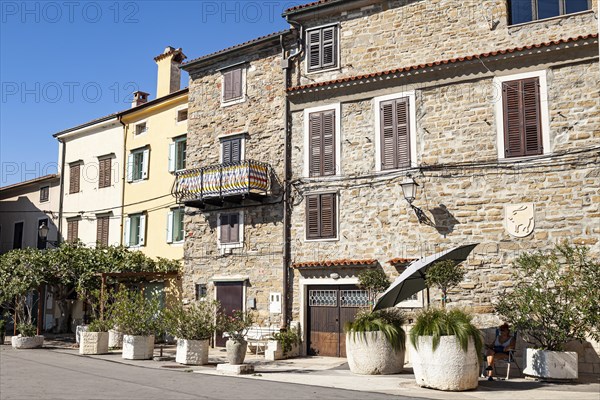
(154, 46, 186, 98)
(131, 91, 150, 108)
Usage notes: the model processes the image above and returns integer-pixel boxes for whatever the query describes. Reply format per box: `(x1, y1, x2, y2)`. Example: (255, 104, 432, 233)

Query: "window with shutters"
(220, 136, 244, 164)
(169, 136, 187, 172)
(69, 163, 81, 194)
(135, 122, 147, 135)
(305, 193, 337, 240)
(306, 24, 339, 72)
(495, 71, 549, 159)
(222, 67, 245, 105)
(128, 147, 149, 182)
(167, 207, 185, 244)
(98, 157, 112, 188)
(218, 212, 243, 248)
(96, 215, 110, 247)
(304, 104, 340, 178)
(39, 186, 49, 202)
(67, 218, 79, 243)
(508, 0, 590, 25)
(177, 108, 188, 122)
(375, 92, 417, 171)
(125, 213, 146, 247)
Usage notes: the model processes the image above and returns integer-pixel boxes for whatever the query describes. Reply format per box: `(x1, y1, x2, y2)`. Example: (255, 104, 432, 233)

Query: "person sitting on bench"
(485, 322, 515, 381)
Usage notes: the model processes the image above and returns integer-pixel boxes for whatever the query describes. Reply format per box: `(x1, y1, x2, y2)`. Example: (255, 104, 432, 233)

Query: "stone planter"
(410, 335, 479, 391)
(226, 338, 248, 365)
(523, 348, 578, 381)
(108, 329, 123, 348)
(176, 338, 210, 365)
(122, 335, 154, 360)
(346, 331, 405, 375)
(11, 335, 44, 349)
(265, 340, 300, 361)
(79, 331, 109, 355)
(75, 325, 89, 344)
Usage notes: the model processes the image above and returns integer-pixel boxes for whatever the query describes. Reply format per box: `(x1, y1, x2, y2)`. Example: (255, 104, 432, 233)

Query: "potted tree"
(11, 297, 44, 349)
(345, 308, 406, 375)
(217, 310, 254, 365)
(266, 326, 301, 361)
(495, 243, 599, 381)
(165, 301, 218, 365)
(111, 288, 162, 360)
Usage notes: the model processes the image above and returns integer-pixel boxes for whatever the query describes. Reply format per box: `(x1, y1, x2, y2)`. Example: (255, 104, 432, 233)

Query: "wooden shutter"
(229, 213, 239, 243)
(322, 111, 336, 176)
(307, 29, 322, 71)
(223, 70, 234, 101)
(69, 164, 80, 194)
(222, 138, 241, 164)
(320, 193, 336, 238)
(306, 194, 336, 239)
(139, 215, 146, 246)
(380, 100, 396, 170)
(124, 217, 131, 247)
(142, 149, 149, 179)
(396, 98, 411, 168)
(166, 211, 174, 243)
(99, 158, 111, 188)
(96, 216, 109, 247)
(321, 26, 337, 68)
(380, 98, 410, 170)
(309, 113, 322, 176)
(503, 78, 542, 158)
(232, 68, 242, 99)
(309, 110, 336, 177)
(67, 219, 79, 243)
(168, 143, 176, 172)
(306, 195, 320, 239)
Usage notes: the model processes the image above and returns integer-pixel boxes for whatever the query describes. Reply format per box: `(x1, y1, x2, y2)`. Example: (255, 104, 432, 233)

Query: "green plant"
(425, 260, 466, 307)
(165, 301, 219, 341)
(495, 243, 600, 351)
(410, 307, 483, 356)
(358, 269, 390, 310)
(0, 319, 5, 332)
(271, 326, 301, 355)
(87, 318, 113, 333)
(17, 322, 37, 337)
(345, 308, 406, 351)
(111, 288, 162, 336)
(217, 310, 254, 342)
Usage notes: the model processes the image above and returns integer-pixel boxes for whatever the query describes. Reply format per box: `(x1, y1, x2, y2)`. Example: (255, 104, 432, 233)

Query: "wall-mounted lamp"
(38, 222, 59, 248)
(400, 175, 433, 226)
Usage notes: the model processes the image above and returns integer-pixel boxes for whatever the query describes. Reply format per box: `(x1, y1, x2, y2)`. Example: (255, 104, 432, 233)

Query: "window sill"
(221, 97, 246, 108)
(498, 153, 551, 163)
(306, 66, 341, 75)
(169, 241, 184, 247)
(304, 237, 339, 243)
(508, 9, 594, 29)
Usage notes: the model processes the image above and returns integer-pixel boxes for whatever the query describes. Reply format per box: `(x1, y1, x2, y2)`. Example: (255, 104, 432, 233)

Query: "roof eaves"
(283, 0, 344, 16)
(53, 113, 121, 138)
(118, 87, 189, 117)
(0, 174, 59, 192)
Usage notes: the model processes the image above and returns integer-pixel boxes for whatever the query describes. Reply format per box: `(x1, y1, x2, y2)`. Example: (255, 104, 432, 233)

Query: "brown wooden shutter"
(396, 98, 411, 168)
(306, 193, 336, 240)
(229, 213, 239, 243)
(503, 78, 542, 158)
(309, 110, 336, 177)
(380, 98, 410, 170)
(222, 140, 232, 164)
(306, 195, 320, 239)
(67, 219, 79, 243)
(522, 78, 542, 155)
(69, 164, 80, 194)
(307, 29, 321, 71)
(321, 26, 336, 68)
(232, 68, 242, 99)
(320, 193, 336, 238)
(99, 158, 111, 188)
(96, 216, 109, 247)
(322, 110, 336, 176)
(380, 100, 396, 170)
(309, 113, 322, 176)
(219, 214, 229, 242)
(223, 70, 233, 101)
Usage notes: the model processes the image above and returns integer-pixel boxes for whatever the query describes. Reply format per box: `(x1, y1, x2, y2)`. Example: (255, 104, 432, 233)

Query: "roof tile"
(292, 258, 378, 268)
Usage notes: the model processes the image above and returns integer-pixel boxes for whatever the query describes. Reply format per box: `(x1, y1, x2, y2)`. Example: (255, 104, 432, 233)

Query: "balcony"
(172, 160, 272, 207)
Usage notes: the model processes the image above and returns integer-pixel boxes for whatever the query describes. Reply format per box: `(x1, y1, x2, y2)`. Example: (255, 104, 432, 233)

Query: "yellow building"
(120, 47, 188, 260)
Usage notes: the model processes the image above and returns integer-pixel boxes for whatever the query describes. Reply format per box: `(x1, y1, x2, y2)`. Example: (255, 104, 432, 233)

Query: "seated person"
(485, 322, 515, 381)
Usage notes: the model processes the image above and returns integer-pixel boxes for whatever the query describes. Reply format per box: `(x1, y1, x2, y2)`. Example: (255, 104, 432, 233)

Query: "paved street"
(0, 347, 417, 400)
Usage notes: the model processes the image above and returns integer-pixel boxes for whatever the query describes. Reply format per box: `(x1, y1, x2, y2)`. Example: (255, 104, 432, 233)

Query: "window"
(168, 136, 187, 172)
(135, 122, 147, 135)
(69, 164, 80, 194)
(167, 207, 185, 243)
(307, 25, 338, 72)
(127, 148, 149, 182)
(13, 221, 24, 249)
(306, 193, 337, 240)
(495, 71, 549, 159)
(67, 218, 79, 243)
(221, 136, 243, 164)
(308, 109, 336, 177)
(40, 186, 49, 202)
(222, 67, 244, 103)
(124, 213, 146, 247)
(508, 0, 590, 25)
(98, 157, 112, 189)
(177, 109, 188, 122)
(37, 218, 48, 249)
(96, 215, 110, 247)
(195, 284, 207, 300)
(218, 212, 241, 245)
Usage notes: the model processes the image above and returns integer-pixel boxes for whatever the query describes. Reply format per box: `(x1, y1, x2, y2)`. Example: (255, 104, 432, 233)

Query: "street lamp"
(400, 175, 432, 225)
(38, 222, 59, 247)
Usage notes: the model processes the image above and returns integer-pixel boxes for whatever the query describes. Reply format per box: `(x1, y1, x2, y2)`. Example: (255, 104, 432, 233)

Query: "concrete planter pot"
(79, 331, 109, 355)
(75, 325, 89, 344)
(265, 340, 300, 361)
(108, 329, 123, 348)
(122, 335, 154, 360)
(346, 331, 405, 375)
(176, 339, 210, 365)
(226, 338, 248, 365)
(11, 335, 44, 349)
(410, 336, 479, 391)
(523, 348, 578, 381)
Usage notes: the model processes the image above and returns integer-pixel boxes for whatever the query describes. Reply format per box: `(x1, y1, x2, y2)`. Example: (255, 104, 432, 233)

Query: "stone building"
(176, 31, 296, 344)
(282, 0, 599, 368)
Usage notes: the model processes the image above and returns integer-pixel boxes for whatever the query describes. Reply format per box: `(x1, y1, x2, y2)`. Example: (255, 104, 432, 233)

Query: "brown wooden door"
(307, 285, 368, 357)
(215, 281, 244, 347)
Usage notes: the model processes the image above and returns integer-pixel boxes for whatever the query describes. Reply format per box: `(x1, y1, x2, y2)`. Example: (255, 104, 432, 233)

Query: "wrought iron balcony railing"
(172, 160, 271, 205)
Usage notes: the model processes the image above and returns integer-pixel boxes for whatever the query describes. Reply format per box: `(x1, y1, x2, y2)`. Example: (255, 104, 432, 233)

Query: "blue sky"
(0, 0, 299, 186)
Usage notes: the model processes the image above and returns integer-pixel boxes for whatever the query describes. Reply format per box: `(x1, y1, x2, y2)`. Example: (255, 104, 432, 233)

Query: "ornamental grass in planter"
(345, 308, 406, 375)
(266, 326, 302, 361)
(495, 243, 600, 381)
(165, 301, 218, 365)
(410, 307, 483, 391)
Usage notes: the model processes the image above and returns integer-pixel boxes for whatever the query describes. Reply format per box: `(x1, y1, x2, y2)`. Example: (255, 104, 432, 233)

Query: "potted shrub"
(495, 243, 599, 381)
(410, 307, 483, 391)
(266, 326, 301, 361)
(10, 298, 44, 349)
(357, 269, 390, 310)
(345, 308, 406, 375)
(165, 301, 218, 365)
(111, 289, 162, 360)
(217, 310, 254, 365)
(80, 317, 112, 355)
(425, 259, 465, 307)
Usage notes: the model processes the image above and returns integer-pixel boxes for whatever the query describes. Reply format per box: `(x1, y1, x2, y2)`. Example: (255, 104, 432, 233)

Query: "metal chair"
(482, 328, 521, 380)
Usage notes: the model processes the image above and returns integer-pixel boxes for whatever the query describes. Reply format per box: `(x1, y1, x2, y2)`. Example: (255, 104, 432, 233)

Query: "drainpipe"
(118, 116, 127, 244)
(280, 22, 304, 331)
(57, 138, 66, 245)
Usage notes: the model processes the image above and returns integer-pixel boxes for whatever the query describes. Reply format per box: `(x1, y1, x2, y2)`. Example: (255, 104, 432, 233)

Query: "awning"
(373, 243, 479, 311)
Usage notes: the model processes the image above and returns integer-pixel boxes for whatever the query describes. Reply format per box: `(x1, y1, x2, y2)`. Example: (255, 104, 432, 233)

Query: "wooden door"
(215, 281, 244, 347)
(307, 285, 368, 357)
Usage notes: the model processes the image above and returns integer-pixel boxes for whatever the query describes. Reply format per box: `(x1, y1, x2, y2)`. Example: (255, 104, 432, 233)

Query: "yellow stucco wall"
(121, 92, 188, 260)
